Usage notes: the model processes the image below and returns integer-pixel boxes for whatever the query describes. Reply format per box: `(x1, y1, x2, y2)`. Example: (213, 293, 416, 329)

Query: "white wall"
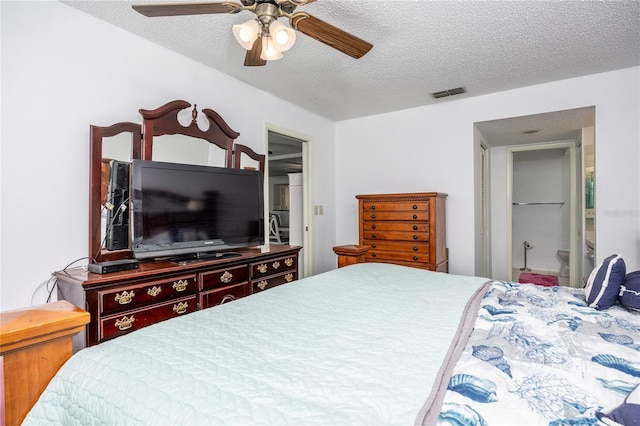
(1, 1, 335, 311)
(335, 67, 640, 278)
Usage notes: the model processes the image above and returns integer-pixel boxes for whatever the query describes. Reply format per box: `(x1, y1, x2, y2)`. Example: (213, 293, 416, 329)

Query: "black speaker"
(106, 161, 130, 251)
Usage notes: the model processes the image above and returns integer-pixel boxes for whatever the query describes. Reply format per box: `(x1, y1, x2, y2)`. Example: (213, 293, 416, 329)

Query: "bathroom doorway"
(475, 106, 595, 286)
(507, 142, 578, 286)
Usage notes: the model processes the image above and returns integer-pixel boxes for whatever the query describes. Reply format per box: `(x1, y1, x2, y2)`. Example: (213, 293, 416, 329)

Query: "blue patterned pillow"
(597, 383, 640, 426)
(619, 270, 640, 310)
(585, 254, 626, 310)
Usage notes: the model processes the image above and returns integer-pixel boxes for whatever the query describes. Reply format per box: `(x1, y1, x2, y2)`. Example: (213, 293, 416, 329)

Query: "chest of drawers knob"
(115, 315, 135, 331)
(413, 214, 418, 219)
(173, 301, 189, 315)
(115, 290, 135, 305)
(220, 271, 233, 284)
(147, 286, 162, 297)
(173, 279, 190, 291)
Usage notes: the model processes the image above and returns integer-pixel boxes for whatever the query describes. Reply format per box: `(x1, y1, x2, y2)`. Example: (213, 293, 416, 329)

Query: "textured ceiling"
(63, 0, 640, 124)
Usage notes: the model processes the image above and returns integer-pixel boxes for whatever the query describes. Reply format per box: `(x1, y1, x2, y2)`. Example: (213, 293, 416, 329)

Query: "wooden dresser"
(356, 192, 448, 271)
(56, 245, 300, 350)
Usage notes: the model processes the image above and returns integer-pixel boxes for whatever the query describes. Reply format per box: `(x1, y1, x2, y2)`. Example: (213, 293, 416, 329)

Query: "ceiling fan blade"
(244, 35, 267, 67)
(132, 2, 243, 17)
(290, 12, 372, 59)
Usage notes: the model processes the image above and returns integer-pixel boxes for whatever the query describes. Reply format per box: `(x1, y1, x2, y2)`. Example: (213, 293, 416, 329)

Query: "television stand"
(55, 245, 300, 349)
(171, 251, 242, 265)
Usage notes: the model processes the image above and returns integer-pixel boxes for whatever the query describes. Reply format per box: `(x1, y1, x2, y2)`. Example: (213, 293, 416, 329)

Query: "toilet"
(557, 249, 570, 277)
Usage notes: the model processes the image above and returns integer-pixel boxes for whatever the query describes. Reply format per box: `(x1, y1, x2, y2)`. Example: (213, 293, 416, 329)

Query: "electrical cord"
(94, 197, 130, 263)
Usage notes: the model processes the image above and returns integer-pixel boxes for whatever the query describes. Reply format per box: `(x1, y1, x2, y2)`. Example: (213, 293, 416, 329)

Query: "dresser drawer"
(253, 271, 297, 293)
(366, 240, 430, 254)
(363, 221, 429, 232)
(99, 274, 197, 316)
(99, 295, 197, 341)
(362, 200, 429, 213)
(199, 283, 249, 309)
(362, 230, 430, 242)
(365, 249, 431, 264)
(200, 265, 249, 291)
(361, 211, 429, 221)
(251, 255, 297, 278)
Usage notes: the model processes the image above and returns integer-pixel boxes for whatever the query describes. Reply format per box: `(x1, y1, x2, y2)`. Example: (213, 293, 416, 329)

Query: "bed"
(22, 262, 640, 425)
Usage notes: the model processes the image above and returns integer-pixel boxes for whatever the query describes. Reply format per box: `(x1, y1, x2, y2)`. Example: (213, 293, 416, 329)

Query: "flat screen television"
(131, 160, 264, 260)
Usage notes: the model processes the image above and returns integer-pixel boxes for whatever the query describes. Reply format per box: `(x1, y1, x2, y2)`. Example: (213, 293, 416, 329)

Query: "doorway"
(266, 127, 312, 277)
(475, 106, 595, 286)
(507, 142, 578, 286)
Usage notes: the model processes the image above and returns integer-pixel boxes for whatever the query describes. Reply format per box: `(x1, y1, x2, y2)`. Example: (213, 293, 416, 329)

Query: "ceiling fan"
(132, 0, 373, 66)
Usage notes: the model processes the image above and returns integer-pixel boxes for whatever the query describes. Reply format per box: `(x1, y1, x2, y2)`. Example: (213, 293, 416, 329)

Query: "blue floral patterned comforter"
(421, 281, 640, 425)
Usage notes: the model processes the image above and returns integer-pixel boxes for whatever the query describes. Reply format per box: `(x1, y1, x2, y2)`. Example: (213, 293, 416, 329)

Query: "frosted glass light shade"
(260, 36, 283, 60)
(269, 20, 296, 52)
(232, 19, 260, 50)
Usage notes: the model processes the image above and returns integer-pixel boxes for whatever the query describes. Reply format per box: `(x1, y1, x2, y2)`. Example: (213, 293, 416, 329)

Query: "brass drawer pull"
(220, 271, 233, 284)
(147, 286, 162, 297)
(284, 258, 294, 267)
(220, 295, 236, 304)
(115, 290, 135, 305)
(257, 280, 268, 290)
(173, 279, 189, 292)
(173, 301, 188, 315)
(257, 264, 268, 273)
(285, 273, 294, 283)
(115, 315, 135, 331)
(272, 261, 280, 269)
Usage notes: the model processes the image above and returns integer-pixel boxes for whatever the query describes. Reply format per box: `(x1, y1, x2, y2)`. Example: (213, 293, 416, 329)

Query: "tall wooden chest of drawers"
(357, 192, 448, 271)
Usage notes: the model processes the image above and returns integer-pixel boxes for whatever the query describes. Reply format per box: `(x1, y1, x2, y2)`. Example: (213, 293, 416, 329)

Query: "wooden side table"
(332, 244, 371, 268)
(1, 301, 89, 426)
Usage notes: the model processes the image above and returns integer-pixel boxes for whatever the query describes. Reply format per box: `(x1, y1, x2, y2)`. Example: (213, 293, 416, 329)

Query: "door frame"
(506, 140, 578, 286)
(264, 123, 314, 277)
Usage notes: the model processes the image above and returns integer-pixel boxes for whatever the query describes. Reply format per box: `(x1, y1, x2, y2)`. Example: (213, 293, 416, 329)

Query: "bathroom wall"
(512, 147, 571, 273)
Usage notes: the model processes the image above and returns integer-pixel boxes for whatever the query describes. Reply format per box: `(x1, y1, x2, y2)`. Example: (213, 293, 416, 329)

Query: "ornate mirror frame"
(89, 122, 142, 263)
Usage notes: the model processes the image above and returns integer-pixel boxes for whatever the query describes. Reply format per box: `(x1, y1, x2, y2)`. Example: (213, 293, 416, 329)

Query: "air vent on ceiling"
(431, 87, 466, 99)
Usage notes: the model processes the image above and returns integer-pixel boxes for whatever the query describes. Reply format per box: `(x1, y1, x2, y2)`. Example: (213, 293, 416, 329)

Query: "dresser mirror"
(88, 100, 263, 264)
(89, 122, 141, 263)
(152, 134, 229, 167)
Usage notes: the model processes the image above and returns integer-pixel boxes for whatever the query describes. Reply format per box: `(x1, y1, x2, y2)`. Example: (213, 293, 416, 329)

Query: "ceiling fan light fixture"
(232, 19, 261, 50)
(260, 35, 283, 61)
(269, 20, 296, 52)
